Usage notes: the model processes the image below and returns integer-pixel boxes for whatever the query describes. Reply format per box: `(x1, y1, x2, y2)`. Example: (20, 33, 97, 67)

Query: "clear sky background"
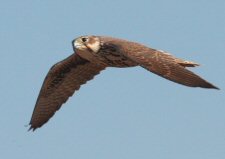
(1, 0, 225, 159)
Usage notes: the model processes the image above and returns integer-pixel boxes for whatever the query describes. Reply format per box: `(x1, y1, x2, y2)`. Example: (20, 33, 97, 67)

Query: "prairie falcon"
(29, 35, 219, 131)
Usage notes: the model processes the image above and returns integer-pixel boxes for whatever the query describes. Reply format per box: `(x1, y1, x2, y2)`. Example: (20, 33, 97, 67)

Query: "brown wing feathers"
(141, 51, 218, 89)
(29, 54, 105, 130)
(119, 42, 218, 89)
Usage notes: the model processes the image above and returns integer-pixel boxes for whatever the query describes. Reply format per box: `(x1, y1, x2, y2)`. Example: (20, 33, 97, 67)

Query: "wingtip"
(28, 124, 37, 132)
(211, 85, 220, 90)
(200, 82, 220, 90)
(28, 127, 34, 132)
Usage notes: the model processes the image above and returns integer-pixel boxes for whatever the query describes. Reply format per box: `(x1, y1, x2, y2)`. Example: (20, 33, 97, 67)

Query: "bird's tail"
(175, 58, 200, 67)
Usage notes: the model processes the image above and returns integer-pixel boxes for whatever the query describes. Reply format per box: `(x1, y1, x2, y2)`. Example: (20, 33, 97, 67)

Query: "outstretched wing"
(120, 43, 218, 89)
(29, 54, 105, 131)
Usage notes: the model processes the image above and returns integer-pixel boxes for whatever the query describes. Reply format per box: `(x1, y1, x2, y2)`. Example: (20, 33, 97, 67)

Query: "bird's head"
(72, 36, 101, 53)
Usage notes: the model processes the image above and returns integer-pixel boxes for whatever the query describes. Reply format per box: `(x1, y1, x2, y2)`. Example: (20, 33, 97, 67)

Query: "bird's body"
(75, 36, 138, 67)
(29, 35, 218, 131)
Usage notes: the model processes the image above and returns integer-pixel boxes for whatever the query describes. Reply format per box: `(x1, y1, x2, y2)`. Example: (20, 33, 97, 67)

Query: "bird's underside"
(29, 35, 219, 131)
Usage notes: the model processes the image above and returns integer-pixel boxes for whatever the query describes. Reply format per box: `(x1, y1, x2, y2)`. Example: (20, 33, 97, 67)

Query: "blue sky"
(1, 0, 225, 159)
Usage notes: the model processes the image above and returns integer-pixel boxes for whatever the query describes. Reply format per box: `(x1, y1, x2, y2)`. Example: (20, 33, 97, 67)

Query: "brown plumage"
(29, 35, 219, 131)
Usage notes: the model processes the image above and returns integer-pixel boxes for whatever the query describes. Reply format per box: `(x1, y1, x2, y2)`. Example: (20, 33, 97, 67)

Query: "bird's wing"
(120, 44, 218, 89)
(29, 54, 105, 130)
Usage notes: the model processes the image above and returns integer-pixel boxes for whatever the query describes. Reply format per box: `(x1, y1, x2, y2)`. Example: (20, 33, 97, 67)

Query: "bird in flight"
(29, 35, 219, 131)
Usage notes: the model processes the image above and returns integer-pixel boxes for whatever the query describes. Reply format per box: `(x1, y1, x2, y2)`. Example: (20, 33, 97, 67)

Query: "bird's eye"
(81, 37, 88, 42)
